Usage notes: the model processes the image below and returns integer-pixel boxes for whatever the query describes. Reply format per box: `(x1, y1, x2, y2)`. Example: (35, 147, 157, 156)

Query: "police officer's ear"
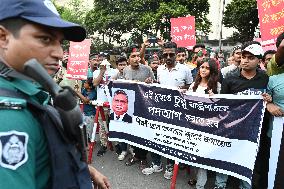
(0, 26, 10, 49)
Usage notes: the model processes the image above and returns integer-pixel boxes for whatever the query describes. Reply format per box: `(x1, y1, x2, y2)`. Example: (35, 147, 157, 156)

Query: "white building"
(208, 0, 235, 40)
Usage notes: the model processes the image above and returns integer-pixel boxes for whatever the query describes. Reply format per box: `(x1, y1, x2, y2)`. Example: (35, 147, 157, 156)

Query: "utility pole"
(218, 0, 226, 51)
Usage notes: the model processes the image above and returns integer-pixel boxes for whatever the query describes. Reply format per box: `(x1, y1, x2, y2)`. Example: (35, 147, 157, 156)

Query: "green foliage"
(85, 0, 211, 45)
(90, 37, 114, 53)
(54, 0, 87, 25)
(223, 0, 259, 42)
(53, 0, 90, 50)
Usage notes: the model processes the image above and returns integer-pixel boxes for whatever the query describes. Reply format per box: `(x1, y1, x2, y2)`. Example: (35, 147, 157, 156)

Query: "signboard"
(108, 81, 265, 184)
(170, 16, 196, 50)
(66, 39, 91, 80)
(257, 0, 284, 46)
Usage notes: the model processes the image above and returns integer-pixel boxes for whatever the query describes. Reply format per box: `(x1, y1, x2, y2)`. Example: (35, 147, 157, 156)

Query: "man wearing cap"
(0, 0, 110, 189)
(216, 42, 269, 189)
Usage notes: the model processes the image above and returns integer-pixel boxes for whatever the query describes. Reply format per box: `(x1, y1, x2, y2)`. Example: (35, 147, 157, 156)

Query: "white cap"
(242, 44, 264, 58)
(100, 59, 111, 66)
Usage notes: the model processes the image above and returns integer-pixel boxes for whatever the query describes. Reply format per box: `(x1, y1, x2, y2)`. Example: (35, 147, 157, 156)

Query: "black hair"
(90, 53, 98, 59)
(276, 32, 284, 48)
(263, 50, 276, 61)
(116, 56, 127, 65)
(85, 78, 94, 89)
(163, 41, 177, 49)
(0, 18, 29, 37)
(126, 44, 140, 58)
(176, 47, 186, 54)
(192, 44, 205, 52)
(193, 58, 219, 94)
(232, 45, 242, 54)
(113, 90, 128, 101)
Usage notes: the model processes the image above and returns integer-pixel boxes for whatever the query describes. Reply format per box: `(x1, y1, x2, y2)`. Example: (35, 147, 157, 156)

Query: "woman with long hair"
(187, 58, 221, 189)
(190, 58, 220, 95)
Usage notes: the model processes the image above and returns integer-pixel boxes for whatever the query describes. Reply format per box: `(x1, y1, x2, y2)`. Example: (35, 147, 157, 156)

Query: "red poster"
(170, 16, 196, 50)
(66, 39, 91, 80)
(257, 0, 284, 46)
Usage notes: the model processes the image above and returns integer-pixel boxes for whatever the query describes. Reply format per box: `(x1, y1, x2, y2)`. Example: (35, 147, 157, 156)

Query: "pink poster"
(170, 16, 196, 50)
(66, 39, 91, 80)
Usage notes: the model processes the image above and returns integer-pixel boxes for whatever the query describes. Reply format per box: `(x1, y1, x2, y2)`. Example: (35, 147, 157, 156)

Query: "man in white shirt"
(142, 41, 193, 179)
(157, 43, 193, 88)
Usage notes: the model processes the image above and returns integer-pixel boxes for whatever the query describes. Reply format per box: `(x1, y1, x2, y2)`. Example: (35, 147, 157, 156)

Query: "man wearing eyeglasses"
(142, 41, 193, 179)
(156, 41, 193, 89)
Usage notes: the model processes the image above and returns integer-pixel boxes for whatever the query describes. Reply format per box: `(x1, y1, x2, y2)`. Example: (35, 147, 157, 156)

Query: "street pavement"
(91, 143, 239, 189)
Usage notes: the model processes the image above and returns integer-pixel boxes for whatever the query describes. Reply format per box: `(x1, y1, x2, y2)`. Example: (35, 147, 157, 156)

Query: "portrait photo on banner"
(110, 88, 135, 123)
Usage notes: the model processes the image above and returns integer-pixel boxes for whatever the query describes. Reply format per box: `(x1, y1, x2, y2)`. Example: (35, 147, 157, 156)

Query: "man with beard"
(142, 41, 193, 179)
(122, 44, 155, 83)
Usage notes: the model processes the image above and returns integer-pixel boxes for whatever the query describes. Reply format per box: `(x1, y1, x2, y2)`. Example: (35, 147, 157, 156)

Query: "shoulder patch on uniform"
(0, 131, 29, 170)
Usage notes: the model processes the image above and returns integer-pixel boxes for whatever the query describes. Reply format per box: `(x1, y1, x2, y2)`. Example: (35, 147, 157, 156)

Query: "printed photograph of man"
(110, 90, 133, 123)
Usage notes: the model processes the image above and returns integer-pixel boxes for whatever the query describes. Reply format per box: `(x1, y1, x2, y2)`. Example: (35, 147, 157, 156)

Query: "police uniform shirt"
(0, 77, 50, 189)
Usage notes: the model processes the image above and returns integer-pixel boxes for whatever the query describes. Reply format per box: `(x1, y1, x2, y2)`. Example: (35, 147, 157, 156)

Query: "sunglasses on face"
(163, 53, 175, 58)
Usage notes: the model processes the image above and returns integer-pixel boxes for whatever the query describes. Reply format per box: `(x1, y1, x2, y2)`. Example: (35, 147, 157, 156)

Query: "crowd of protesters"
(57, 31, 284, 189)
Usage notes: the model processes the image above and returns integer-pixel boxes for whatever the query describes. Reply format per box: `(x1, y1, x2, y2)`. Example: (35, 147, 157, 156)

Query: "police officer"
(0, 0, 110, 189)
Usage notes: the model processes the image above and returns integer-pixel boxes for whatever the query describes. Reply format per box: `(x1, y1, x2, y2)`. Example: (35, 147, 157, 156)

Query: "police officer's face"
(0, 22, 64, 75)
(112, 93, 128, 116)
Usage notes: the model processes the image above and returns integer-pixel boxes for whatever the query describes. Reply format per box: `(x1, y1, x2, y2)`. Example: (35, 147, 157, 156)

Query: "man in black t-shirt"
(216, 42, 270, 189)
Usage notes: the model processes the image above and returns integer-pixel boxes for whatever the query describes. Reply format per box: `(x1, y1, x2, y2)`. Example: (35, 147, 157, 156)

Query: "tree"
(223, 0, 259, 43)
(54, 0, 87, 25)
(85, 0, 211, 45)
